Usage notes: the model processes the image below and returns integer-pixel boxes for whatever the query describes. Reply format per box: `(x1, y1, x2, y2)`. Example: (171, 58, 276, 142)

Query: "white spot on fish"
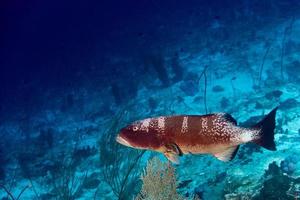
(202, 118, 208, 130)
(141, 118, 151, 132)
(181, 116, 189, 133)
(228, 124, 257, 143)
(240, 130, 254, 142)
(157, 116, 165, 134)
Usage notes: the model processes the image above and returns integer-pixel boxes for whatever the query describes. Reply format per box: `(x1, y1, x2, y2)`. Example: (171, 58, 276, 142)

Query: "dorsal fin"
(213, 145, 239, 162)
(218, 113, 237, 125)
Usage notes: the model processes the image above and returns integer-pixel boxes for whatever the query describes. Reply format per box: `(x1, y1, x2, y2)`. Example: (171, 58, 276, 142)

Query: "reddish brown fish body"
(117, 108, 277, 163)
(119, 114, 243, 149)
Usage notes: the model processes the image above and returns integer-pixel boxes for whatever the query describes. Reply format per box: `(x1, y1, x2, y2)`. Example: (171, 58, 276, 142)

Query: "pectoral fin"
(164, 143, 183, 156)
(164, 152, 179, 164)
(163, 143, 182, 164)
(213, 146, 239, 162)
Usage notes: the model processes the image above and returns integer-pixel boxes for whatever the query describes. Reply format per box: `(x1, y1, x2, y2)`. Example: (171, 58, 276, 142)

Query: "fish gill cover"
(0, 0, 300, 199)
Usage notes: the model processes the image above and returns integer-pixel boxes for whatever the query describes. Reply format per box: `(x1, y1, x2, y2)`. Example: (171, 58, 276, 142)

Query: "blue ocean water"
(1, 0, 300, 199)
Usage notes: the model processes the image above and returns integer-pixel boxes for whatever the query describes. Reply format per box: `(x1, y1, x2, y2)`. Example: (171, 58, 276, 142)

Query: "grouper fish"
(116, 107, 278, 164)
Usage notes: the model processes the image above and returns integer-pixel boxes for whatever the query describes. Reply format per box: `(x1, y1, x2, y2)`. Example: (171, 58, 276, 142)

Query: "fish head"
(116, 120, 162, 150)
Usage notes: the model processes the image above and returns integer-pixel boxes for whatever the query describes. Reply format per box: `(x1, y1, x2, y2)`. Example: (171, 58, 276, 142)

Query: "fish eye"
(132, 126, 139, 131)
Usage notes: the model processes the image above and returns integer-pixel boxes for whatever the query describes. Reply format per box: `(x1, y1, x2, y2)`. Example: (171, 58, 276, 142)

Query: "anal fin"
(213, 146, 239, 162)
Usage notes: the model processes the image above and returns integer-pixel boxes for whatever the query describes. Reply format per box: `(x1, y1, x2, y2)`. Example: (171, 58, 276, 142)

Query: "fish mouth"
(116, 135, 132, 148)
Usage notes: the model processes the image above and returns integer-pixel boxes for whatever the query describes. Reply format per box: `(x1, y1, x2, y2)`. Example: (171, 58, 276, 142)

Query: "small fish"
(116, 107, 278, 164)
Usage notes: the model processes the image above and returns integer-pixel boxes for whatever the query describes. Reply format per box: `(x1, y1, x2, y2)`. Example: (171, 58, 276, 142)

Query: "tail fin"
(253, 107, 278, 151)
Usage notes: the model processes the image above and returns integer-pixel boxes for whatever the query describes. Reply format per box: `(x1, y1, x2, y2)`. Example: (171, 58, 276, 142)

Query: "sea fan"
(135, 157, 184, 200)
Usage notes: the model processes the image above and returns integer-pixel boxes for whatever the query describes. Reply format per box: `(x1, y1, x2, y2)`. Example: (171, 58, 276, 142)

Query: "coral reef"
(144, 54, 170, 87)
(254, 161, 300, 200)
(280, 98, 299, 110)
(212, 85, 225, 93)
(171, 52, 184, 82)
